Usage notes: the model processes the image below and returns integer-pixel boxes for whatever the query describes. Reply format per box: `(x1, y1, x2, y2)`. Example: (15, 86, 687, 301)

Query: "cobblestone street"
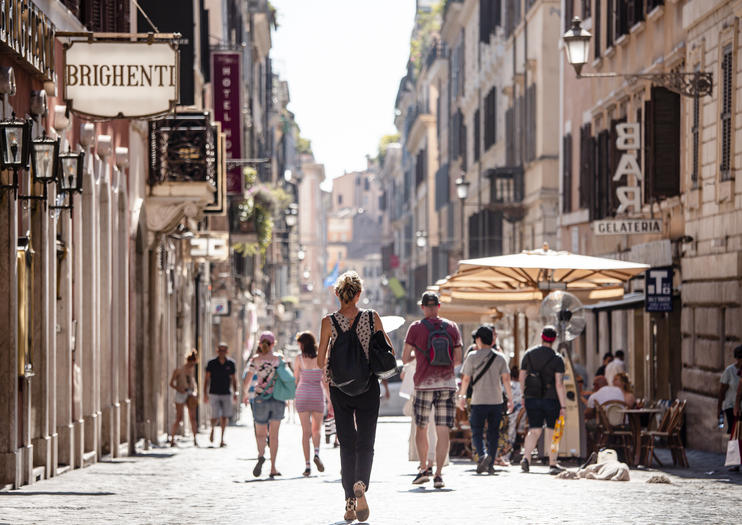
(1, 413, 740, 525)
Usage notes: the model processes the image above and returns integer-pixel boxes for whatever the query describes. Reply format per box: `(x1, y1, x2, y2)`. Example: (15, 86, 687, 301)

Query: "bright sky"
(270, 0, 415, 188)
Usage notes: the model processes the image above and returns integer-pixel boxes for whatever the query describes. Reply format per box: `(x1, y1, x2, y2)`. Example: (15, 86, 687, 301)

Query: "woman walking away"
(294, 331, 330, 476)
(243, 331, 285, 478)
(169, 350, 200, 447)
(318, 271, 393, 523)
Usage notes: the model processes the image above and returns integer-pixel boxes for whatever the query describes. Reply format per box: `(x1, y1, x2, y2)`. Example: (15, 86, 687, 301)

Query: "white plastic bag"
(724, 422, 741, 466)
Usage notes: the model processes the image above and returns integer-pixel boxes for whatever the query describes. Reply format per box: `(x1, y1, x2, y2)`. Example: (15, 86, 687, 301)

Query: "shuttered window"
(645, 87, 681, 200)
(484, 86, 497, 151)
(594, 0, 601, 58)
(579, 123, 594, 213)
(415, 149, 426, 187)
(615, 0, 628, 38)
(595, 129, 610, 219)
(691, 64, 701, 187)
(81, 0, 129, 32)
(435, 164, 450, 210)
(480, 0, 501, 43)
(473, 109, 481, 162)
(468, 210, 503, 259)
(721, 45, 734, 181)
(646, 0, 664, 12)
(606, 0, 614, 48)
(506, 107, 515, 166)
(582, 0, 591, 19)
(565, 0, 573, 32)
(562, 133, 573, 213)
(627, 0, 644, 27)
(525, 84, 537, 162)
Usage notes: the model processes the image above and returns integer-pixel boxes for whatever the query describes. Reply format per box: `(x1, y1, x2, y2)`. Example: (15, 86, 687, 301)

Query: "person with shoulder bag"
(457, 325, 513, 474)
(402, 292, 463, 489)
(317, 271, 394, 523)
(243, 331, 287, 479)
(518, 325, 569, 475)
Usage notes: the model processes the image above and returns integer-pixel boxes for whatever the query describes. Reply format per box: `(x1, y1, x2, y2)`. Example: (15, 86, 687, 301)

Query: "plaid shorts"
(413, 389, 456, 428)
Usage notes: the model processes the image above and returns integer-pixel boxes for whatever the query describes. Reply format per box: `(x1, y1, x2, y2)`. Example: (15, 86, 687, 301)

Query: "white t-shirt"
(605, 358, 625, 385)
(721, 364, 741, 410)
(587, 385, 625, 408)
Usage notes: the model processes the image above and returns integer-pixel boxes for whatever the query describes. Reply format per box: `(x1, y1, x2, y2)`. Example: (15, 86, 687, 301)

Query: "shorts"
(251, 397, 286, 425)
(413, 389, 455, 428)
(209, 393, 234, 419)
(524, 398, 560, 429)
(175, 390, 195, 405)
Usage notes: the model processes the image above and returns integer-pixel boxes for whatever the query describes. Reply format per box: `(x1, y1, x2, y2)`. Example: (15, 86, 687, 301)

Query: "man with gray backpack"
(402, 292, 462, 489)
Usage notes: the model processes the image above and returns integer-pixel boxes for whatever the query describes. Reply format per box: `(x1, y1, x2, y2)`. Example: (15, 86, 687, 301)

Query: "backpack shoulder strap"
(471, 350, 497, 387)
(330, 314, 343, 334)
(421, 318, 435, 331)
(350, 311, 363, 331)
(368, 310, 374, 331)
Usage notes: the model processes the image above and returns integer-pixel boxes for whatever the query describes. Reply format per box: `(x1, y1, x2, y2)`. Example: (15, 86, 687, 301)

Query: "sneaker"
(549, 464, 566, 475)
(520, 458, 530, 473)
(433, 475, 445, 489)
(487, 466, 496, 475)
(476, 454, 492, 474)
(412, 470, 430, 485)
(344, 498, 357, 521)
(253, 456, 265, 477)
(314, 454, 325, 473)
(353, 481, 369, 521)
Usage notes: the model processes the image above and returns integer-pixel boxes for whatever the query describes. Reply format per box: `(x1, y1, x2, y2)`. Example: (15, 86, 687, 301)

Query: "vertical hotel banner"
(212, 52, 243, 194)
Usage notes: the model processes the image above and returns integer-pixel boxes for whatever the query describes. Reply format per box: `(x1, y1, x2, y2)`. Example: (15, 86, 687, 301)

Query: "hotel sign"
(212, 52, 243, 194)
(63, 39, 179, 119)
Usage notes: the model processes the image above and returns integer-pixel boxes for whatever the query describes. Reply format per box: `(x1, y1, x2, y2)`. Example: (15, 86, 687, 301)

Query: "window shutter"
(473, 109, 481, 162)
(579, 123, 592, 211)
(596, 130, 610, 219)
(506, 107, 515, 166)
(720, 45, 733, 180)
(565, 0, 573, 32)
(562, 133, 573, 213)
(606, 0, 614, 47)
(468, 213, 480, 258)
(649, 87, 680, 198)
(594, 0, 601, 58)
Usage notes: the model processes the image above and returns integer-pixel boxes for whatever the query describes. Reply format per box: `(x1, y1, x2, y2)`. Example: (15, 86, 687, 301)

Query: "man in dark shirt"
(204, 342, 237, 447)
(595, 352, 613, 377)
(519, 326, 568, 475)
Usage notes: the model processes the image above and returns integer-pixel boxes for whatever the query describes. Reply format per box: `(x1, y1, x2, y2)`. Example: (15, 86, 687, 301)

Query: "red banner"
(212, 52, 243, 194)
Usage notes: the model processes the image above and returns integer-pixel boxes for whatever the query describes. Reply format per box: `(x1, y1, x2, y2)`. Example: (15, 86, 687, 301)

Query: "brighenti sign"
(594, 122, 662, 236)
(63, 37, 179, 119)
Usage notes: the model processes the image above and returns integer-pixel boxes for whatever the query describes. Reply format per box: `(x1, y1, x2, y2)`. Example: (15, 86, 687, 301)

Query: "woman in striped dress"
(294, 331, 329, 476)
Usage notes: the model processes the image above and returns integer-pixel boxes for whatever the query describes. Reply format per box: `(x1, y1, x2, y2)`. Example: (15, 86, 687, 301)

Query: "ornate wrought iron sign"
(149, 112, 217, 188)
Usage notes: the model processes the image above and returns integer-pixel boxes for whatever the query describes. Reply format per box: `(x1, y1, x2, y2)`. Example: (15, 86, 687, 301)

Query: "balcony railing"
(487, 167, 524, 210)
(424, 41, 448, 70)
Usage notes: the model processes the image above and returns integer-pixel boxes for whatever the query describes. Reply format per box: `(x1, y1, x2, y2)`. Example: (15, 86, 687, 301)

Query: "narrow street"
(1, 413, 739, 525)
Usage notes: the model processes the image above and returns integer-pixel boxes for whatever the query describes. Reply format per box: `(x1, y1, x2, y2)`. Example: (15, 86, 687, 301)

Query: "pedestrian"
(519, 325, 568, 475)
(719, 345, 742, 435)
(605, 349, 626, 385)
(244, 331, 285, 478)
(402, 291, 463, 489)
(168, 349, 199, 447)
(457, 325, 513, 474)
(293, 330, 329, 477)
(203, 342, 237, 448)
(595, 352, 613, 377)
(317, 270, 392, 522)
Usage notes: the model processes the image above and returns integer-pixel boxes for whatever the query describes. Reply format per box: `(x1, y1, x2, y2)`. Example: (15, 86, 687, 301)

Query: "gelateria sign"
(63, 37, 179, 119)
(594, 122, 662, 236)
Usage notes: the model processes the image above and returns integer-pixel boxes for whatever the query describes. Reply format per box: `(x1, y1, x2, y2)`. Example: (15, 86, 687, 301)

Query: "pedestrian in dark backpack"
(317, 271, 393, 523)
(402, 291, 463, 489)
(518, 325, 568, 475)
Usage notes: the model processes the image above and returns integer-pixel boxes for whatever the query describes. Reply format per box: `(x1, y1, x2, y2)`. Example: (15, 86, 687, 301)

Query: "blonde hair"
(614, 372, 633, 394)
(334, 271, 363, 304)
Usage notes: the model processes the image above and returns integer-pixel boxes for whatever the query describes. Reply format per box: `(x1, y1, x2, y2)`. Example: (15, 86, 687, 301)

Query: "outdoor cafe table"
(621, 408, 664, 465)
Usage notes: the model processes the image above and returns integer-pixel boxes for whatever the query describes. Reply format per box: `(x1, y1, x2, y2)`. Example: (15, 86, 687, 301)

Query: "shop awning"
(583, 292, 645, 312)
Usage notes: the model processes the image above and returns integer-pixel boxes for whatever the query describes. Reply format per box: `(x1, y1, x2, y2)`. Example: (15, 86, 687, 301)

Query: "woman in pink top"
(294, 331, 330, 476)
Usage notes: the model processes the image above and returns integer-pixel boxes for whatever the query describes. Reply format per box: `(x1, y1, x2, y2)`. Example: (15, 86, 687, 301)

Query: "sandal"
(303, 467, 311, 477)
(269, 471, 282, 479)
(253, 456, 265, 477)
(344, 498, 356, 521)
(314, 454, 325, 472)
(353, 481, 369, 521)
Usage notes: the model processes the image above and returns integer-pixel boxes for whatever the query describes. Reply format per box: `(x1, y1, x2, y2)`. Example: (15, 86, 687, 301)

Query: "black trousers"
(330, 378, 380, 499)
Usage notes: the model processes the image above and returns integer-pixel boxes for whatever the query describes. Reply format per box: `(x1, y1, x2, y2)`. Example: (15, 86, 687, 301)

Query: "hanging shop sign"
(149, 112, 217, 187)
(0, 0, 56, 80)
(212, 52, 243, 195)
(62, 35, 179, 119)
(645, 266, 673, 313)
(593, 122, 662, 235)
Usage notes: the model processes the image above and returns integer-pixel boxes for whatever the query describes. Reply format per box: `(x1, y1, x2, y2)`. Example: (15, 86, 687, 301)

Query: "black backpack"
(328, 312, 371, 396)
(421, 318, 454, 367)
(524, 350, 557, 398)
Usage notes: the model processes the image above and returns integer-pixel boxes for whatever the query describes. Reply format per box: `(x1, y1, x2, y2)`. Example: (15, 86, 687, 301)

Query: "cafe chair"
(596, 401, 634, 466)
(640, 399, 688, 468)
(449, 407, 473, 459)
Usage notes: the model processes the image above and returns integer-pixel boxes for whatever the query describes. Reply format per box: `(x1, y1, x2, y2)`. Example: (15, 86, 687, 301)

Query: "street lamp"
(0, 115, 31, 198)
(415, 230, 427, 248)
(31, 133, 60, 185)
(50, 150, 85, 211)
(297, 245, 306, 261)
(455, 177, 470, 200)
(562, 17, 713, 98)
(284, 203, 298, 228)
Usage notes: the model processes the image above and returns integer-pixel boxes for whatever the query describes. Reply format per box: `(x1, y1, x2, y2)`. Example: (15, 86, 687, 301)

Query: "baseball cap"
(419, 291, 440, 306)
(541, 325, 558, 343)
(259, 331, 276, 345)
(217, 341, 228, 350)
(474, 325, 494, 346)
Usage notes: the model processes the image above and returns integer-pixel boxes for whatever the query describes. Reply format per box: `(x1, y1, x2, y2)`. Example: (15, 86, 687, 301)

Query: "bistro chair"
(640, 399, 688, 468)
(595, 401, 634, 466)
